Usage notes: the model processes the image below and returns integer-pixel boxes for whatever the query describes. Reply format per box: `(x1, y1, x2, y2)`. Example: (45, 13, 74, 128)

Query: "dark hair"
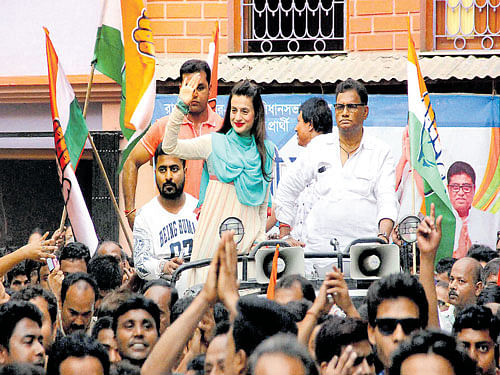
(233, 296, 298, 357)
(7, 261, 28, 286)
(435, 257, 456, 275)
(0, 364, 44, 375)
(142, 279, 179, 311)
(0, 300, 42, 350)
(367, 273, 428, 329)
(248, 334, 318, 375)
(91, 316, 114, 340)
(214, 302, 229, 325)
(299, 97, 333, 134)
(335, 78, 368, 105)
(453, 304, 500, 343)
(187, 354, 205, 375)
(390, 330, 475, 375)
(276, 274, 316, 303)
(315, 317, 368, 365)
(154, 144, 186, 167)
(218, 80, 272, 181)
(171, 296, 194, 323)
(447, 161, 476, 185)
(215, 320, 231, 336)
(61, 272, 98, 305)
(25, 260, 41, 283)
(59, 242, 91, 265)
(284, 299, 312, 322)
(97, 289, 135, 318)
(88, 255, 123, 293)
(11, 285, 58, 325)
(47, 332, 110, 375)
(112, 295, 161, 335)
(179, 59, 211, 85)
(483, 258, 500, 284)
(110, 361, 141, 375)
(466, 245, 498, 264)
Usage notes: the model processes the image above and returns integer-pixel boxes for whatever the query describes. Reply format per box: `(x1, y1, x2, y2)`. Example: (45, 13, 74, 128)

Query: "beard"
(158, 180, 184, 200)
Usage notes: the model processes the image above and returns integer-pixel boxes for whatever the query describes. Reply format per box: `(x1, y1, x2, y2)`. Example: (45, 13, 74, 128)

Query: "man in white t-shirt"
(133, 146, 198, 281)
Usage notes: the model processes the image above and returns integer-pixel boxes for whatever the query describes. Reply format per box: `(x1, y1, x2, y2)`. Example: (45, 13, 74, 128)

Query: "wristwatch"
(158, 259, 168, 277)
(378, 232, 389, 243)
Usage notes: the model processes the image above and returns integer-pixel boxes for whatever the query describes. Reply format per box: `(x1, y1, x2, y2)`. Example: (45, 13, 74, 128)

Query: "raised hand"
(324, 345, 361, 375)
(48, 263, 64, 302)
(179, 73, 201, 107)
(20, 232, 57, 262)
(217, 231, 239, 317)
(325, 266, 359, 317)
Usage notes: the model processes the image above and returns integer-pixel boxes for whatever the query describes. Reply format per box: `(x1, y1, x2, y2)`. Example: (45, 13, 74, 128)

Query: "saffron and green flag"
(45, 28, 99, 255)
(407, 30, 456, 261)
(93, 0, 156, 171)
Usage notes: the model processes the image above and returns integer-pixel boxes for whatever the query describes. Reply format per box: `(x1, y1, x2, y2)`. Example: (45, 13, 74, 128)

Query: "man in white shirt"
(275, 79, 398, 272)
(281, 97, 333, 245)
(133, 146, 198, 281)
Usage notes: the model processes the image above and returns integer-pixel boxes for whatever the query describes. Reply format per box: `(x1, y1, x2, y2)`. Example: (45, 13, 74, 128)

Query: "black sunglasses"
(352, 353, 376, 367)
(375, 318, 421, 336)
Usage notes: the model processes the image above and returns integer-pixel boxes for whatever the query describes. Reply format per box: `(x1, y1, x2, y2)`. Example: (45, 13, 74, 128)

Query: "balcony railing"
(241, 0, 345, 54)
(434, 0, 500, 50)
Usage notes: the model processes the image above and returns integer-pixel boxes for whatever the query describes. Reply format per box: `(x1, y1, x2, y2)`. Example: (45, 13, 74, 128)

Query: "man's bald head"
(449, 257, 483, 310)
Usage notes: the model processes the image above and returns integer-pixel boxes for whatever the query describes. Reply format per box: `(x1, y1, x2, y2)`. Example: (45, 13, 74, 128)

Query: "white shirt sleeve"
(275, 150, 316, 226)
(133, 214, 162, 281)
(162, 105, 212, 160)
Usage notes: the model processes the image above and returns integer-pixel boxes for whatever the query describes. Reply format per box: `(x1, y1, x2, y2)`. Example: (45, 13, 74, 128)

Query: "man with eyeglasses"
(366, 273, 428, 375)
(275, 79, 397, 274)
(447, 161, 500, 258)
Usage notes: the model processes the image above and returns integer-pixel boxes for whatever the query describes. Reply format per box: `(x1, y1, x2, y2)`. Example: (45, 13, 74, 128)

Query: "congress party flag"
(473, 128, 500, 214)
(93, 0, 126, 135)
(206, 21, 219, 111)
(45, 28, 99, 255)
(93, 0, 156, 171)
(44, 31, 88, 170)
(407, 29, 456, 261)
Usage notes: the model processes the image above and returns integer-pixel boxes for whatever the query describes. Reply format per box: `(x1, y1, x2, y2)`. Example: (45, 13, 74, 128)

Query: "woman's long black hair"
(218, 80, 271, 181)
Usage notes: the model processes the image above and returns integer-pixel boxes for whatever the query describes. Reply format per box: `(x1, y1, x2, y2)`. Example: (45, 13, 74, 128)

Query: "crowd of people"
(0, 58, 499, 375)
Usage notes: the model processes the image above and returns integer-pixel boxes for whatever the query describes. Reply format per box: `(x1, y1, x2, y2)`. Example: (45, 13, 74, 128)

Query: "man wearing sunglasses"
(315, 317, 376, 375)
(366, 273, 428, 375)
(447, 161, 500, 258)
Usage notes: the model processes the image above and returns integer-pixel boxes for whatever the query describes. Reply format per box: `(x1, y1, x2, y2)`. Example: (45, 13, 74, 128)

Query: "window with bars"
(241, 0, 345, 54)
(433, 0, 500, 50)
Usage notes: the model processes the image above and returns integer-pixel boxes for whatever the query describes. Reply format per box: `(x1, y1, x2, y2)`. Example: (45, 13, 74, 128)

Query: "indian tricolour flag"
(407, 27, 456, 261)
(44, 28, 99, 255)
(93, 0, 156, 171)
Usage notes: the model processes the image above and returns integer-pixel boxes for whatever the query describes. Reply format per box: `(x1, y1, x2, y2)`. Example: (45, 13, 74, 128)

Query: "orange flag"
(266, 244, 280, 300)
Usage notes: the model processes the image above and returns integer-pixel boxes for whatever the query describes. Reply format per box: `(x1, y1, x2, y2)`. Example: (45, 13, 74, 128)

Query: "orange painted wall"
(147, 0, 229, 55)
(147, 0, 423, 54)
(348, 0, 421, 51)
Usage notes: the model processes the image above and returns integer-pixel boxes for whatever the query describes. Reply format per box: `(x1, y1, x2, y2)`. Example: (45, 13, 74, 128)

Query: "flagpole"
(408, 13, 417, 275)
(411, 168, 417, 275)
(82, 64, 134, 251)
